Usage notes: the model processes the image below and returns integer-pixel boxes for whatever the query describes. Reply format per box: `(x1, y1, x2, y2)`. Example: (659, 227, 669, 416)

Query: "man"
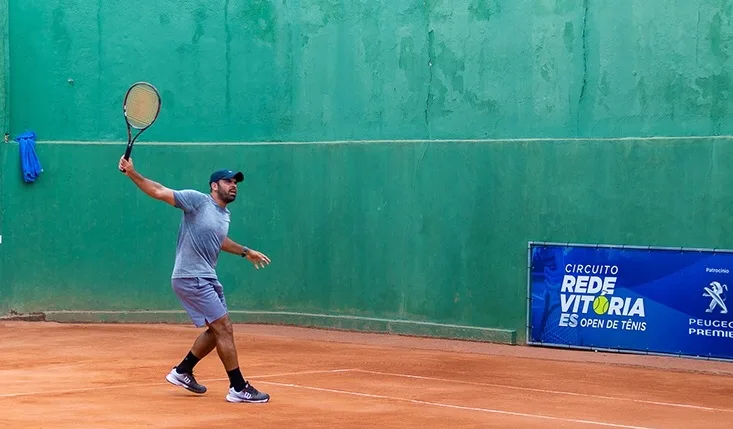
(118, 156, 271, 403)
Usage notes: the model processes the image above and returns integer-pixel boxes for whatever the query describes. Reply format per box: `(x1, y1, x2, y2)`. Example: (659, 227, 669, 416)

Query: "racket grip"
(120, 145, 132, 172)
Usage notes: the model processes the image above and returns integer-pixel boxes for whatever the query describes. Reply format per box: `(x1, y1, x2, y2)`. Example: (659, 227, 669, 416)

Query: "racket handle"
(120, 145, 133, 172)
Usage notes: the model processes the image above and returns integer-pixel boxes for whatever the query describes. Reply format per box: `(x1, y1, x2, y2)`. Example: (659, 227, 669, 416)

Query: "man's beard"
(218, 188, 236, 203)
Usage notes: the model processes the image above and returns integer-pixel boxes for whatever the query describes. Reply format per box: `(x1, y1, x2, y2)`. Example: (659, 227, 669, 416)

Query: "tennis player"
(119, 156, 271, 403)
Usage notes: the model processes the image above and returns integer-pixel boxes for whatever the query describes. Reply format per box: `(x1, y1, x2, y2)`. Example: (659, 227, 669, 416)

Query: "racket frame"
(122, 81, 161, 161)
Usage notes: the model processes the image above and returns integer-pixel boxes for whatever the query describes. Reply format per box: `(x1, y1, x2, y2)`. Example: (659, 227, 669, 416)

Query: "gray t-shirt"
(171, 189, 231, 279)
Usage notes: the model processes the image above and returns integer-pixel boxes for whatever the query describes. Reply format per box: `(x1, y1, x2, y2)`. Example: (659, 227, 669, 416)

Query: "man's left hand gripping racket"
(120, 82, 161, 171)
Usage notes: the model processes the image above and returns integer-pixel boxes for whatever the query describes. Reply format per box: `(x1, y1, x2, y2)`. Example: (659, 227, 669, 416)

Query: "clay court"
(2, 321, 731, 428)
(4, 2, 733, 428)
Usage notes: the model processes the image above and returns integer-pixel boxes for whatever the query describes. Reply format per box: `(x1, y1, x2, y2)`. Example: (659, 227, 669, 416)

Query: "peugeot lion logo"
(704, 281, 728, 314)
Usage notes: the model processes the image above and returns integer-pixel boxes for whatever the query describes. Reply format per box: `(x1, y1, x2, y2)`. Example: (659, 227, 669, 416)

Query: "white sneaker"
(225, 382, 270, 403)
(165, 367, 207, 394)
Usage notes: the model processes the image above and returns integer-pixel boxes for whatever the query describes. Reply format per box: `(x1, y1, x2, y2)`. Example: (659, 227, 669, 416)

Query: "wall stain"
(468, 0, 500, 22)
(435, 41, 465, 93)
(637, 76, 647, 112)
(96, 0, 102, 134)
(52, 6, 71, 57)
(696, 73, 732, 134)
(425, 30, 435, 128)
(563, 22, 574, 53)
(398, 37, 423, 95)
(224, 0, 232, 113)
(554, 0, 576, 14)
(709, 11, 733, 61)
(234, 0, 276, 44)
(301, 0, 341, 34)
(576, 0, 589, 133)
(192, 7, 207, 44)
(463, 90, 498, 114)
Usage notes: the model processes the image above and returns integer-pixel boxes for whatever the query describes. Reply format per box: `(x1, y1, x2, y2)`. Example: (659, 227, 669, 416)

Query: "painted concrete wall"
(1, 0, 8, 135)
(4, 1, 733, 343)
(4, 137, 733, 343)
(8, 0, 733, 142)
(1, 0, 8, 313)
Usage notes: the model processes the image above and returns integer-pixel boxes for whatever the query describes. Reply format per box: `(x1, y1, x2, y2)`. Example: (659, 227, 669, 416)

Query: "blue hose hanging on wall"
(16, 131, 43, 183)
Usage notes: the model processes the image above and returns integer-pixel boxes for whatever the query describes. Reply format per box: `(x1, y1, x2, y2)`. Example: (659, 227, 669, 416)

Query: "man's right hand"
(119, 156, 135, 175)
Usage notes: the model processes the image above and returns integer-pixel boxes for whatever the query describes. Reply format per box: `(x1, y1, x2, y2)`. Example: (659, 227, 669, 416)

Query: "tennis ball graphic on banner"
(593, 296, 610, 315)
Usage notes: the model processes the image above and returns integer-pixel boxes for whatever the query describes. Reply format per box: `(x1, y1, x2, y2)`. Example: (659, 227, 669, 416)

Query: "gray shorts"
(171, 277, 228, 328)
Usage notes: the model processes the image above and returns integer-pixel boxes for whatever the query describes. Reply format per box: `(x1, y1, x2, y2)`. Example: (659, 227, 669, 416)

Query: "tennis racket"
(120, 82, 161, 169)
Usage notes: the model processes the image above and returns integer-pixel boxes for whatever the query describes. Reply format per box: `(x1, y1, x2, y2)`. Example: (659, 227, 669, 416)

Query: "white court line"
(257, 380, 659, 429)
(43, 310, 509, 332)
(38, 134, 733, 147)
(353, 369, 732, 413)
(250, 368, 354, 379)
(0, 369, 352, 399)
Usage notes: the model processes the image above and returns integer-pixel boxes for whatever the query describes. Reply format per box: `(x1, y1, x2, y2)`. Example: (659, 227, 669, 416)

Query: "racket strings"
(125, 85, 160, 129)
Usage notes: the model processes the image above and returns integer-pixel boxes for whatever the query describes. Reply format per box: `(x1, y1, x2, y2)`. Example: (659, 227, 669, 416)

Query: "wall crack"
(577, 0, 589, 134)
(425, 29, 435, 134)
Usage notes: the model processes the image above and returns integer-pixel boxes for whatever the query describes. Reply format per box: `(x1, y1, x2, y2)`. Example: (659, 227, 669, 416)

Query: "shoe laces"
(243, 381, 259, 394)
(180, 371, 198, 384)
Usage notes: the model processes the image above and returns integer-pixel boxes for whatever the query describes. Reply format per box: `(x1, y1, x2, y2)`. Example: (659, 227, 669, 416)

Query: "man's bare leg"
(191, 328, 217, 359)
(173, 328, 216, 375)
(208, 315, 241, 373)
(207, 314, 269, 403)
(165, 329, 212, 394)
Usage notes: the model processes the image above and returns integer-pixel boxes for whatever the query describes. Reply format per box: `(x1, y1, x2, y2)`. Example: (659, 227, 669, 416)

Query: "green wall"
(0, 0, 6, 314)
(8, 0, 733, 141)
(4, 1, 733, 343)
(1, 0, 8, 135)
(0, 144, 5, 312)
(4, 138, 733, 343)
(2, 141, 522, 341)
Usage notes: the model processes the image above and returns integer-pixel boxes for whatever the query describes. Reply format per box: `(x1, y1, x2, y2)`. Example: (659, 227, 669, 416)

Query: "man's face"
(212, 178, 238, 203)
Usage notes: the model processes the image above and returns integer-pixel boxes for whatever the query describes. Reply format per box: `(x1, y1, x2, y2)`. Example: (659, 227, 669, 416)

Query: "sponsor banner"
(528, 243, 733, 360)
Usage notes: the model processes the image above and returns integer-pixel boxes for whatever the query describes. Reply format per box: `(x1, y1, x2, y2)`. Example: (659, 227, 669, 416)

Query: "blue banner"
(528, 243, 733, 360)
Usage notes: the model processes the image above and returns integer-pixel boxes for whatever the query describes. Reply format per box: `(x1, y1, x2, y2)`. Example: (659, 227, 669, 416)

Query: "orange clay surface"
(1, 322, 732, 428)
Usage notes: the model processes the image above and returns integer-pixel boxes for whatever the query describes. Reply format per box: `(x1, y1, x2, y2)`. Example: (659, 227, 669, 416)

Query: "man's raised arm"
(119, 156, 175, 207)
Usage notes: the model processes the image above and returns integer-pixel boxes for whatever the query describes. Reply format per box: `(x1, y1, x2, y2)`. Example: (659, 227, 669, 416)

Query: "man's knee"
(207, 315, 233, 337)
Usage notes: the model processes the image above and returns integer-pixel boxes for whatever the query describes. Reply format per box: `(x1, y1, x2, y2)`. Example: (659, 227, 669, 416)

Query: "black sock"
(227, 367, 247, 391)
(175, 351, 201, 374)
